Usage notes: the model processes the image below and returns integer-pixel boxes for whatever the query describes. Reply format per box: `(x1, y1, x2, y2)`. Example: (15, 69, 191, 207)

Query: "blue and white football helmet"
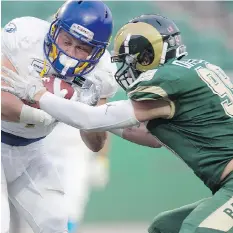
(44, 0, 113, 80)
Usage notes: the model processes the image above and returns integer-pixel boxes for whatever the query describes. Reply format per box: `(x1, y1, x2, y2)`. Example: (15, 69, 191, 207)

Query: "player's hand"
(1, 66, 46, 103)
(79, 76, 102, 106)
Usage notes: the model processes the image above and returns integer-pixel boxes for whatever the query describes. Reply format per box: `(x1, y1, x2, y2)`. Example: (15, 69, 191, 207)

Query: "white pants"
(1, 140, 68, 233)
(45, 123, 94, 223)
(9, 123, 109, 233)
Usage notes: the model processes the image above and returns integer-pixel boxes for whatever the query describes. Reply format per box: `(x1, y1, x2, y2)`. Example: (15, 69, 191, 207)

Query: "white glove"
(79, 76, 102, 106)
(1, 66, 45, 103)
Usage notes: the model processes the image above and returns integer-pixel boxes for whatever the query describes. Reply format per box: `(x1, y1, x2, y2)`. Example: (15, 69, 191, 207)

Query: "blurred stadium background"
(2, 1, 233, 233)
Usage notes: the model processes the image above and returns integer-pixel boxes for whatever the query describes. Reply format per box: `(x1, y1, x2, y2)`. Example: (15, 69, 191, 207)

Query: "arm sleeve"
(39, 92, 139, 131)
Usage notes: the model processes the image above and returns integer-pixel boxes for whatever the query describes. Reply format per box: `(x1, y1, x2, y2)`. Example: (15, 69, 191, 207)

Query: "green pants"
(148, 173, 233, 233)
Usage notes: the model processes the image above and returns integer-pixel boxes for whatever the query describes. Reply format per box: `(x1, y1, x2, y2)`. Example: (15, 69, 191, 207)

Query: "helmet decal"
(114, 22, 163, 71)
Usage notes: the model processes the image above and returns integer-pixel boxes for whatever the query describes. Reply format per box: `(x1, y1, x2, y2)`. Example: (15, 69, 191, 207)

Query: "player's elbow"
(91, 142, 105, 152)
(151, 142, 162, 148)
(142, 134, 162, 148)
(91, 132, 107, 152)
(80, 131, 107, 152)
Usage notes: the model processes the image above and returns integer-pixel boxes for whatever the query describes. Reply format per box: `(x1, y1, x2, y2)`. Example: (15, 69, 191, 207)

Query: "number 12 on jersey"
(196, 63, 233, 117)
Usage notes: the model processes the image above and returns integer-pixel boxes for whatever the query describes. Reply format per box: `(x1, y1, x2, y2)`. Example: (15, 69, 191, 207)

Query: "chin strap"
(39, 59, 48, 78)
(176, 45, 188, 59)
(160, 42, 168, 65)
(160, 43, 188, 65)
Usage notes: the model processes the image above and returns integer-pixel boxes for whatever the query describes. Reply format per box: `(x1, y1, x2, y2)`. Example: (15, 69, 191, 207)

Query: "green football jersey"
(127, 58, 233, 192)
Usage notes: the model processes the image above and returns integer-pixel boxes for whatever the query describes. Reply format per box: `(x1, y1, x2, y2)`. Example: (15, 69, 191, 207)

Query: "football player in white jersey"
(42, 26, 118, 232)
(42, 54, 117, 233)
(8, 51, 117, 233)
(1, 1, 115, 233)
(8, 55, 117, 233)
(1, 1, 160, 233)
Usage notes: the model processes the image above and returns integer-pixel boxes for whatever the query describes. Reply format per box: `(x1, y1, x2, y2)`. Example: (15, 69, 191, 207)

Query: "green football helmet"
(112, 14, 187, 90)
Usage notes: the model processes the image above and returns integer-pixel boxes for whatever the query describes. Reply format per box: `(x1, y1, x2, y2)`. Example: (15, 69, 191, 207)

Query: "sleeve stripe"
(167, 101, 175, 119)
(128, 86, 168, 98)
(128, 85, 176, 118)
(128, 92, 162, 101)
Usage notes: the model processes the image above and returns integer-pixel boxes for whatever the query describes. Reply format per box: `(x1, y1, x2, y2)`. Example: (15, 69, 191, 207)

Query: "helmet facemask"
(44, 19, 106, 80)
(112, 53, 142, 90)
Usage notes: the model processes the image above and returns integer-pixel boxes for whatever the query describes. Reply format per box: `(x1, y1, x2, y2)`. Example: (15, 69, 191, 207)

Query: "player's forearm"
(1, 91, 54, 125)
(38, 92, 139, 131)
(80, 130, 107, 152)
(109, 124, 162, 148)
(1, 91, 23, 122)
(79, 98, 108, 152)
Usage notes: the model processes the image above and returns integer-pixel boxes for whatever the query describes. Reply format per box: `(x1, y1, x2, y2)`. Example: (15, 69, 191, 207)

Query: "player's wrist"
(34, 89, 47, 102)
(20, 104, 55, 126)
(109, 128, 124, 138)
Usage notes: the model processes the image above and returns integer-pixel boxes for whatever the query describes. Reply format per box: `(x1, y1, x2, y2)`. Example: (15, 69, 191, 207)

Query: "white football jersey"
(1, 16, 118, 138)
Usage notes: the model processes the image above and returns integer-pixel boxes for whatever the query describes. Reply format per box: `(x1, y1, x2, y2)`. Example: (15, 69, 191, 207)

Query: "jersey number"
(196, 63, 233, 117)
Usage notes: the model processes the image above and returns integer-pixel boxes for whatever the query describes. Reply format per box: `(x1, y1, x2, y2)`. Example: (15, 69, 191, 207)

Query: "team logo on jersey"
(5, 22, 17, 33)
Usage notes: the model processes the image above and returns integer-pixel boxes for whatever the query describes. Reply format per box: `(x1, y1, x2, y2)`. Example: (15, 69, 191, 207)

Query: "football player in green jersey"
(2, 14, 233, 233)
(111, 14, 233, 233)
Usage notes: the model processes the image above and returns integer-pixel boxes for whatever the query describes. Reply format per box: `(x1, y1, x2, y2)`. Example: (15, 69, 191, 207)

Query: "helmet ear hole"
(138, 49, 154, 66)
